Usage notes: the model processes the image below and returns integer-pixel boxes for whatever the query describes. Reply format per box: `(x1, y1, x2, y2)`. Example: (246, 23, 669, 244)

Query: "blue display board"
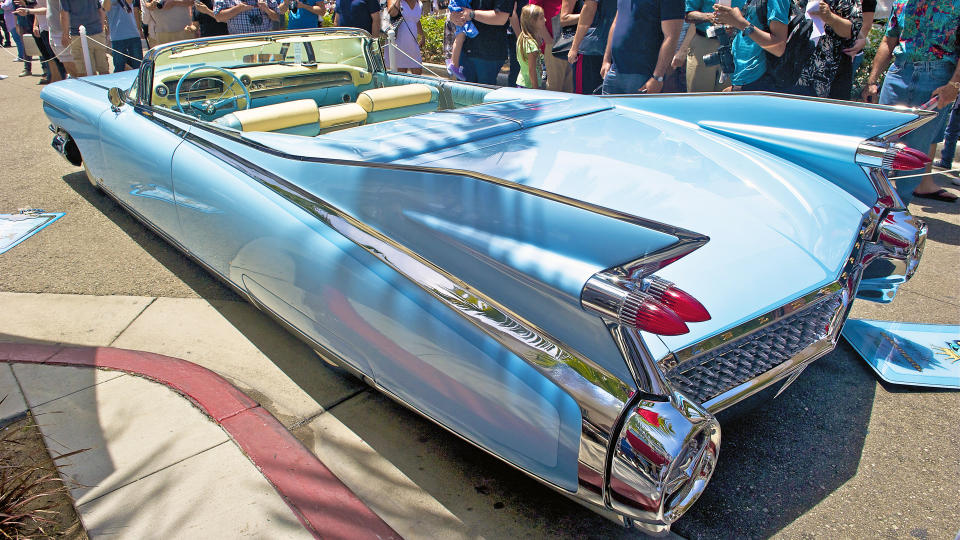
(0, 212, 65, 254)
(842, 319, 960, 389)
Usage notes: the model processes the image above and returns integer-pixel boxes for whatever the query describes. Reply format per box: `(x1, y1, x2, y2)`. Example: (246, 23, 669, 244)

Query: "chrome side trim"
(177, 129, 636, 505)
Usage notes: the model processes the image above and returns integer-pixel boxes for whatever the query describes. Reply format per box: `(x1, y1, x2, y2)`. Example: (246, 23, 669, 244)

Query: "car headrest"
(356, 84, 437, 112)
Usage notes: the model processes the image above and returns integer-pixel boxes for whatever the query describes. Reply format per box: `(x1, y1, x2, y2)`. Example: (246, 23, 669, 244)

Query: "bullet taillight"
(620, 291, 690, 336)
(890, 145, 932, 170)
(645, 277, 711, 322)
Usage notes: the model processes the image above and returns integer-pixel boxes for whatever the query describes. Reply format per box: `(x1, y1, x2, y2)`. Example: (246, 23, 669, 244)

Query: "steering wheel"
(175, 66, 251, 117)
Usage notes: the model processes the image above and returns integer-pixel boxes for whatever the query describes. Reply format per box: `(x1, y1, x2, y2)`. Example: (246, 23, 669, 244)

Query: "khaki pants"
(154, 30, 195, 45)
(68, 32, 111, 76)
(686, 33, 724, 93)
(544, 41, 573, 93)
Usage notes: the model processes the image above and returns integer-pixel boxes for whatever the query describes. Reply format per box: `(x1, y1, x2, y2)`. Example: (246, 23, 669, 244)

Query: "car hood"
(398, 104, 868, 351)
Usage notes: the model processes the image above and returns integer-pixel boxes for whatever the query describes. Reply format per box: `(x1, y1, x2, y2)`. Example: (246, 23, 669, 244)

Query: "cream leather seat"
(214, 99, 321, 135)
(356, 84, 439, 123)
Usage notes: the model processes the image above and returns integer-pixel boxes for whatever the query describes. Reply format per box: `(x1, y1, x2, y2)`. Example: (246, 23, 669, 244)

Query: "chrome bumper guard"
(49, 125, 82, 166)
(858, 208, 927, 302)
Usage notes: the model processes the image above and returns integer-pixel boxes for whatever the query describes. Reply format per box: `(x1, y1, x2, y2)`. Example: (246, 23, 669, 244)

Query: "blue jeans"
(111, 37, 143, 72)
(938, 95, 960, 166)
(461, 54, 503, 85)
(8, 22, 26, 61)
(879, 59, 956, 202)
(601, 63, 650, 95)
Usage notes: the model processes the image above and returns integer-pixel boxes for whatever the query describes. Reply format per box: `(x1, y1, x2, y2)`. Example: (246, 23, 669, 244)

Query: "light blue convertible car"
(43, 28, 929, 534)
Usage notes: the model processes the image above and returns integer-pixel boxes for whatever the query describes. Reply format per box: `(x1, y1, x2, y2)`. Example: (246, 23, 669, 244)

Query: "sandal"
(912, 189, 959, 202)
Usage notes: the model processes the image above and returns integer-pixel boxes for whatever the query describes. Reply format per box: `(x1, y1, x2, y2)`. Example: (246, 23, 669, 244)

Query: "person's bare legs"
(910, 143, 958, 201)
(450, 33, 463, 68)
(446, 33, 465, 79)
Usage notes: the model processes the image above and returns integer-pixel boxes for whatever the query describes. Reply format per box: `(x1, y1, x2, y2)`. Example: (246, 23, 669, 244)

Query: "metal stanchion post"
(386, 27, 396, 72)
(79, 25, 93, 76)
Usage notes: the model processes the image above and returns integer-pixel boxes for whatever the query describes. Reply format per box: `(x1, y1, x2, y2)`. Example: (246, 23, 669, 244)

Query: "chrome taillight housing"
(582, 274, 710, 337)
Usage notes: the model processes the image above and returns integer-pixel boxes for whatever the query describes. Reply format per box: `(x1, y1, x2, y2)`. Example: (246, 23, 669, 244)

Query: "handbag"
(550, 0, 584, 59)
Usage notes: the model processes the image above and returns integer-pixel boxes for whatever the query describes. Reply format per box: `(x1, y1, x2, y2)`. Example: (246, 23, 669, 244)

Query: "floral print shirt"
(885, 0, 960, 64)
(797, 0, 862, 97)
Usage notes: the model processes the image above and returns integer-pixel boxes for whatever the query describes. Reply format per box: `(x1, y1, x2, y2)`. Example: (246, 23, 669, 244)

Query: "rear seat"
(213, 84, 441, 136)
(214, 99, 368, 136)
(317, 103, 367, 133)
(355, 84, 439, 124)
(214, 99, 323, 136)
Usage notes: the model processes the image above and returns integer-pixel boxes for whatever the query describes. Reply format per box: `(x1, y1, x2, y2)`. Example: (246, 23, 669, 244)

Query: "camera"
(702, 25, 735, 75)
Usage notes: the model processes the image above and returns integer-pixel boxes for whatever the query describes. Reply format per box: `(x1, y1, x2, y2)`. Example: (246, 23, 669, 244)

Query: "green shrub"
(852, 21, 887, 99)
(420, 13, 446, 64)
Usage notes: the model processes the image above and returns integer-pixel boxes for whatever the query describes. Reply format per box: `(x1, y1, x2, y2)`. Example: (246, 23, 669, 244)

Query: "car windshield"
(147, 30, 379, 115)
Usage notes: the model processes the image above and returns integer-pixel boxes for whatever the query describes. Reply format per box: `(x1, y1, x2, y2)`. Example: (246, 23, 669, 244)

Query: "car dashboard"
(151, 63, 374, 113)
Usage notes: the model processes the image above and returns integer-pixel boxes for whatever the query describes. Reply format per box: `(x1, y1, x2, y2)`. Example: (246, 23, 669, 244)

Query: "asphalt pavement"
(1, 48, 959, 539)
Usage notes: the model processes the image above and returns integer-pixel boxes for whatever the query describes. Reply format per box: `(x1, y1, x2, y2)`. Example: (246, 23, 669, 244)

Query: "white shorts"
(49, 31, 75, 63)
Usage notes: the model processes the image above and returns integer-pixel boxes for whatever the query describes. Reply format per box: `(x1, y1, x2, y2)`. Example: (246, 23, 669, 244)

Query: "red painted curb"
(0, 343, 399, 540)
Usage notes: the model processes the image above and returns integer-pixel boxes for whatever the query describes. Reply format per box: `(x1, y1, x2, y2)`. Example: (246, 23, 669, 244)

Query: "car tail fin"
(580, 238, 710, 337)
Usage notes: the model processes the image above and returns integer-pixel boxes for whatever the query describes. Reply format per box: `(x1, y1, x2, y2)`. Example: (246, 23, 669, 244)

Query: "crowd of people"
(2, 0, 957, 201)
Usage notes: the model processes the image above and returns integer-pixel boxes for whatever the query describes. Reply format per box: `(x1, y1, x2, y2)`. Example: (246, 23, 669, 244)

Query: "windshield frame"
(130, 27, 382, 109)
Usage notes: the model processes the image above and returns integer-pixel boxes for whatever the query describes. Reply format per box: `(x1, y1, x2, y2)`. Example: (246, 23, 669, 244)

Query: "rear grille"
(665, 295, 843, 404)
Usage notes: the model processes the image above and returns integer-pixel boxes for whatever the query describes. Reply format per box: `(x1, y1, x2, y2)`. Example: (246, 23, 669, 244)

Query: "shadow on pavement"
(61, 171, 241, 302)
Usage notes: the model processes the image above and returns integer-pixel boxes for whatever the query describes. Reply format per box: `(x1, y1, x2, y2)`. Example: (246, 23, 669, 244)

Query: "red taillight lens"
(659, 286, 711, 322)
(633, 297, 689, 336)
(645, 277, 711, 322)
(891, 146, 931, 170)
(901, 146, 932, 163)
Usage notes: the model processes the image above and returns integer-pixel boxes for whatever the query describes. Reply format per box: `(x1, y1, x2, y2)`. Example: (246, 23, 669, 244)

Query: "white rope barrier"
(892, 167, 960, 180)
(84, 34, 142, 62)
(383, 39, 445, 79)
(0, 33, 75, 64)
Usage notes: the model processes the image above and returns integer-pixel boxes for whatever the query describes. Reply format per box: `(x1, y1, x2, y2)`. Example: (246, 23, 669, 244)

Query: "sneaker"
(38, 77, 50, 85)
(18, 65, 31, 77)
(446, 59, 465, 81)
(933, 158, 951, 169)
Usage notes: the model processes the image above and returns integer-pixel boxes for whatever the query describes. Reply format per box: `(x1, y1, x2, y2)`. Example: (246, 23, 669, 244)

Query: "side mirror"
(108, 87, 125, 111)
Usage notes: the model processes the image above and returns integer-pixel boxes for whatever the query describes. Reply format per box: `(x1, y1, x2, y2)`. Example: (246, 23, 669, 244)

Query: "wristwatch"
(950, 81, 960, 91)
(742, 23, 755, 36)
(653, 75, 664, 83)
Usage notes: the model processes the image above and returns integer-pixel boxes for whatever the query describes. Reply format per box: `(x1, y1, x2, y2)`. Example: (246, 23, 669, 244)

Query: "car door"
(97, 105, 192, 240)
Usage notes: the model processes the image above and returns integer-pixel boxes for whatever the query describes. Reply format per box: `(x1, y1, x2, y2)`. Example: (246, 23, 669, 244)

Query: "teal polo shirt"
(730, 0, 787, 86)
(684, 0, 716, 34)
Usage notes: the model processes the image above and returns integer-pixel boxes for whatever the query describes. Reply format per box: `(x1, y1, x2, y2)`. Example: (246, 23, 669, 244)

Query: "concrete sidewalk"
(0, 343, 401, 539)
(2, 361, 314, 538)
